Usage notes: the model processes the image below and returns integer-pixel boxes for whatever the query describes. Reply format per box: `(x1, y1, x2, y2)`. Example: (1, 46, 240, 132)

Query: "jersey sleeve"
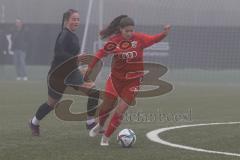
(88, 48, 106, 70)
(139, 32, 167, 49)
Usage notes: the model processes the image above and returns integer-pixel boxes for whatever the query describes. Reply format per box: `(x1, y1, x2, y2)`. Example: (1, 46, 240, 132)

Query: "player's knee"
(47, 97, 59, 108)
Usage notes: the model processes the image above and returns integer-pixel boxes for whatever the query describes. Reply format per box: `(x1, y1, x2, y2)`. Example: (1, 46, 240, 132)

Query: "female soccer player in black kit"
(29, 9, 99, 136)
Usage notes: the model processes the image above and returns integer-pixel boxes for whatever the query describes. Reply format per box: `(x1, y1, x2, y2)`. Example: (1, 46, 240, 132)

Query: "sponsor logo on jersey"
(104, 41, 117, 52)
(119, 40, 132, 50)
(117, 51, 137, 59)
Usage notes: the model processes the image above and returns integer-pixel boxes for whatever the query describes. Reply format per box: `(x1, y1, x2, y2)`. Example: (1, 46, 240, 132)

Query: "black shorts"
(47, 69, 84, 100)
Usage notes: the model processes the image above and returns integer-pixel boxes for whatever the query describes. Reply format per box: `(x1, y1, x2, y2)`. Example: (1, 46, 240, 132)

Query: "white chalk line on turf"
(146, 122, 240, 157)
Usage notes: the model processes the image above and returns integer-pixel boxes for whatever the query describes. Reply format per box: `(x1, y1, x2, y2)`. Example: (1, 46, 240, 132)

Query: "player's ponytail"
(61, 12, 67, 30)
(100, 15, 135, 40)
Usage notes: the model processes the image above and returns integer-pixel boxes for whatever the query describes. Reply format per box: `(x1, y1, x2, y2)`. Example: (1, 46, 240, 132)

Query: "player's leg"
(98, 77, 118, 127)
(66, 69, 99, 129)
(101, 79, 140, 146)
(100, 99, 128, 146)
(86, 87, 100, 129)
(29, 86, 62, 136)
(105, 99, 129, 135)
(89, 94, 117, 137)
(89, 77, 118, 137)
(72, 81, 100, 129)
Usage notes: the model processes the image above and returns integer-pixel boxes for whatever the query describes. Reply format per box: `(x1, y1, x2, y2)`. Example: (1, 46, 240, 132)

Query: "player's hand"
(77, 53, 89, 64)
(163, 25, 171, 35)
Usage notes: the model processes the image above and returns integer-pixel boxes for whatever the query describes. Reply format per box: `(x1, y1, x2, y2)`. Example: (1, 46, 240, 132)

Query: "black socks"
(87, 89, 99, 117)
(35, 103, 54, 120)
(35, 89, 99, 121)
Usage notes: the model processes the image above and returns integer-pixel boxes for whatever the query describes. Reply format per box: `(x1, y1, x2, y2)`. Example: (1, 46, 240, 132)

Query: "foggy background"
(0, 0, 239, 83)
(1, 0, 240, 26)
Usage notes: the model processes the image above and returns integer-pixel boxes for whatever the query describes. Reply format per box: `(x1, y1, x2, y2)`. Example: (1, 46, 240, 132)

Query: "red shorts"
(105, 75, 141, 104)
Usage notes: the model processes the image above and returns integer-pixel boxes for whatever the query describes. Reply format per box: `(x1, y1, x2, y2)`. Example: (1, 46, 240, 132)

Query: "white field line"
(146, 122, 240, 157)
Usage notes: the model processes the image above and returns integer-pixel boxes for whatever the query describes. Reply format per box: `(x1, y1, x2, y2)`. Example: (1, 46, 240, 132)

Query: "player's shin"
(33, 102, 54, 125)
(99, 107, 112, 127)
(104, 100, 129, 138)
(86, 89, 99, 129)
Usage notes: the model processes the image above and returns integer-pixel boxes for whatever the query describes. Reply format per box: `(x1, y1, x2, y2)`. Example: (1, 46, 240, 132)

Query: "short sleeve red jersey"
(89, 32, 167, 80)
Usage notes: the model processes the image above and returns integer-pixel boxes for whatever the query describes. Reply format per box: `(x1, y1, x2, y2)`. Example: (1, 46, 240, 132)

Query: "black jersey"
(48, 28, 83, 99)
(51, 28, 80, 70)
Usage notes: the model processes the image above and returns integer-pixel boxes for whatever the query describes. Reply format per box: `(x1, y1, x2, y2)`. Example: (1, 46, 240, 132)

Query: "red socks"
(104, 112, 123, 137)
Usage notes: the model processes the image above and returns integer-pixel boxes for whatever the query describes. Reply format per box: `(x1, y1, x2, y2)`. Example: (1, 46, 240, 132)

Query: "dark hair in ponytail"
(61, 9, 78, 30)
(100, 15, 135, 40)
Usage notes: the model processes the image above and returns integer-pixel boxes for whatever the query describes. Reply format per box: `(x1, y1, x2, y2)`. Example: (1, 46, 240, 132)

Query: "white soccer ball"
(117, 129, 136, 148)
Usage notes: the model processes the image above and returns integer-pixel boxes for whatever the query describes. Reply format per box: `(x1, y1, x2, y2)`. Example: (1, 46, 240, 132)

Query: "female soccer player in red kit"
(84, 15, 171, 146)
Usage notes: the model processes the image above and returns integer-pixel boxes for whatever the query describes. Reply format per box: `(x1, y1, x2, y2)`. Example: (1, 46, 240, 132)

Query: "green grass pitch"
(0, 66, 240, 160)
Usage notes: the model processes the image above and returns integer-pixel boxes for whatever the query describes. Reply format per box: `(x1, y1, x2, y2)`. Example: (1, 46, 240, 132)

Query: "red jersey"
(89, 32, 167, 80)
